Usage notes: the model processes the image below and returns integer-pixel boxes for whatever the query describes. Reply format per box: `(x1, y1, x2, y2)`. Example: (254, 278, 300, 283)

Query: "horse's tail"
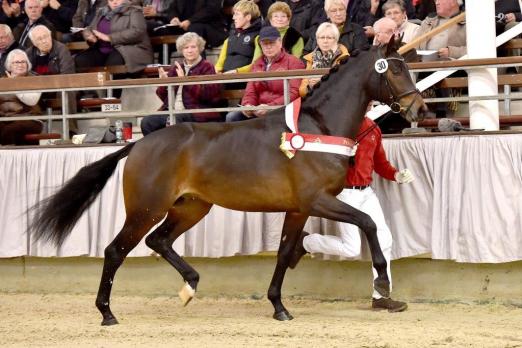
(29, 142, 136, 246)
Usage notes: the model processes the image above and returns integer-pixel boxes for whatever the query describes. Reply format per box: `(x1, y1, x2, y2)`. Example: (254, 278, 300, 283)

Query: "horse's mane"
(302, 48, 365, 101)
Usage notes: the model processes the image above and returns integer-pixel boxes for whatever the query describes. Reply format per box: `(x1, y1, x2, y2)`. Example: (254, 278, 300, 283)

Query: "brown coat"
(299, 44, 349, 97)
(415, 12, 467, 60)
(84, 4, 153, 72)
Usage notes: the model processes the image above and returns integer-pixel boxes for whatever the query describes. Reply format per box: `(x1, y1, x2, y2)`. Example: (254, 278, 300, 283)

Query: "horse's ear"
(385, 34, 401, 56)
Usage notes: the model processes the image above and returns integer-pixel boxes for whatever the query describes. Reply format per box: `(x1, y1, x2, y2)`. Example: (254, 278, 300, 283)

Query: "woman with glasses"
(303, 0, 369, 56)
(382, 0, 419, 43)
(0, 49, 43, 145)
(299, 22, 348, 97)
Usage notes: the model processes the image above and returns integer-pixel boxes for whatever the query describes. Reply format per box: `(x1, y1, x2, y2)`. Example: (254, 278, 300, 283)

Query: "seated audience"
(142, 0, 175, 35)
(383, 0, 419, 43)
(495, 0, 521, 65)
(13, 0, 56, 49)
(373, 16, 417, 61)
(299, 22, 349, 97)
(226, 26, 304, 122)
(303, 0, 368, 56)
(284, 0, 325, 42)
(215, 0, 262, 74)
(74, 0, 153, 74)
(157, 0, 227, 48)
(251, 1, 304, 60)
(0, 24, 20, 76)
(140, 32, 223, 136)
(26, 25, 75, 74)
(0, 49, 43, 145)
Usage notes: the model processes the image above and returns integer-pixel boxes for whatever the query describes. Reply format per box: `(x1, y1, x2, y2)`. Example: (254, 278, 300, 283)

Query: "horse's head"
(371, 37, 427, 122)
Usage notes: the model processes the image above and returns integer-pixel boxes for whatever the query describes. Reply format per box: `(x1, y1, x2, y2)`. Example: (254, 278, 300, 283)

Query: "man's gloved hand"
(394, 169, 414, 184)
(348, 144, 358, 157)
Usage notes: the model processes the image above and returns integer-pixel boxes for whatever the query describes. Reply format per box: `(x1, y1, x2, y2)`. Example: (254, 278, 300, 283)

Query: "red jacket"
(346, 117, 397, 187)
(241, 48, 304, 107)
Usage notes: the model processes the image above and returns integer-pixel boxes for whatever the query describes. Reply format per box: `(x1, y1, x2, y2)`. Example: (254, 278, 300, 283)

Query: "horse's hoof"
(101, 317, 119, 326)
(178, 282, 196, 306)
(374, 278, 390, 298)
(273, 310, 294, 321)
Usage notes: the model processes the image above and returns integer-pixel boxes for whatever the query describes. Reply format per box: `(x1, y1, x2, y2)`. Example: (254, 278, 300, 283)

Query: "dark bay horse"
(30, 39, 425, 325)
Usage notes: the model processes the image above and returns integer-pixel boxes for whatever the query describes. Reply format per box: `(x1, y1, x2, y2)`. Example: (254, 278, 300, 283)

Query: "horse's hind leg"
(96, 215, 161, 326)
(268, 212, 308, 321)
(145, 197, 212, 306)
(310, 192, 390, 297)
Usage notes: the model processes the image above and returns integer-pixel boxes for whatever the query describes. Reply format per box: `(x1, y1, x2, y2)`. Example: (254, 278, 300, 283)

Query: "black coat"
(303, 21, 369, 56)
(285, 0, 324, 41)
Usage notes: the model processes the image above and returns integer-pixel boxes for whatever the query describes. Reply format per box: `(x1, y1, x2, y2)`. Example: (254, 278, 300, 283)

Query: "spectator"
(291, 104, 414, 313)
(142, 0, 175, 35)
(40, 0, 78, 37)
(304, 0, 369, 55)
(26, 25, 74, 74)
(415, 0, 465, 118)
(226, 26, 304, 122)
(159, 0, 227, 48)
(347, 0, 379, 36)
(0, 49, 43, 145)
(75, 0, 153, 74)
(283, 0, 325, 41)
(140, 32, 223, 136)
(299, 22, 349, 97)
(13, 0, 56, 49)
(215, 0, 262, 74)
(383, 0, 419, 43)
(495, 0, 521, 66)
(415, 0, 466, 60)
(251, 1, 304, 59)
(0, 24, 20, 76)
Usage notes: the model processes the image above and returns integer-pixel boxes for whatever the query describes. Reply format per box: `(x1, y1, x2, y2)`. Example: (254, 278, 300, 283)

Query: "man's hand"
(253, 104, 268, 117)
(395, 169, 414, 184)
(242, 104, 254, 117)
(49, 0, 61, 10)
(143, 5, 156, 17)
(2, 0, 13, 16)
(170, 17, 180, 26)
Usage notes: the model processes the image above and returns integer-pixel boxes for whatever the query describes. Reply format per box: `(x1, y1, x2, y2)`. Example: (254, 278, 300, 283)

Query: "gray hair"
(28, 24, 51, 42)
(316, 22, 340, 42)
(0, 24, 14, 40)
(176, 32, 206, 53)
(5, 49, 32, 72)
(382, 0, 406, 13)
(324, 0, 346, 12)
(25, 0, 43, 9)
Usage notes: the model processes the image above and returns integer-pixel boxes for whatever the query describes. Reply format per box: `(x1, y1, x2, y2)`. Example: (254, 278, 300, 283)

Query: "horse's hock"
(2, 256, 522, 304)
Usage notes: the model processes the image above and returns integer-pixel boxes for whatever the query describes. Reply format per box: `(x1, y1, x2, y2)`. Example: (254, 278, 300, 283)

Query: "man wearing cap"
(290, 102, 415, 313)
(226, 25, 304, 122)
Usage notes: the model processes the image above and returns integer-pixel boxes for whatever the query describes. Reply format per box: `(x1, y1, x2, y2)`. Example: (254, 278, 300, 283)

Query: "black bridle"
(356, 53, 422, 145)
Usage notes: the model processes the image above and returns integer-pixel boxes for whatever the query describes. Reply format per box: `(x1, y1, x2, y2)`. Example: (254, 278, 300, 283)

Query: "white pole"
(466, 0, 499, 130)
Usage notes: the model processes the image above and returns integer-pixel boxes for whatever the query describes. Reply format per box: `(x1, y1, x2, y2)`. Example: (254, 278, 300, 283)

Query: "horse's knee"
(145, 232, 163, 251)
(360, 215, 377, 236)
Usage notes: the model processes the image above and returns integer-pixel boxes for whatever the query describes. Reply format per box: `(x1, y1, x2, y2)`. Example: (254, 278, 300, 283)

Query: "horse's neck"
(300, 59, 371, 140)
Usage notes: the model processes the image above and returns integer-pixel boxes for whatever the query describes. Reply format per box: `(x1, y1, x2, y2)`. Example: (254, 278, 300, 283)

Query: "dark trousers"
(0, 120, 43, 145)
(74, 47, 125, 69)
(140, 113, 198, 136)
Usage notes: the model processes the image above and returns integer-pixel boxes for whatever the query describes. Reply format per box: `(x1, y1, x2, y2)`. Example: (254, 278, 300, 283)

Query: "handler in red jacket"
(291, 109, 414, 312)
(226, 25, 304, 122)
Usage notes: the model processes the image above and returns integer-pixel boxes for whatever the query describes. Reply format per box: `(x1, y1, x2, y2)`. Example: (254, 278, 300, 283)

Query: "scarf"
(100, 1, 129, 20)
(311, 46, 342, 69)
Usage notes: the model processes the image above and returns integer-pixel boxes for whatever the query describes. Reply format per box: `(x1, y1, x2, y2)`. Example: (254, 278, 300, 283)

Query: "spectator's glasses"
(317, 36, 335, 41)
(12, 61, 28, 65)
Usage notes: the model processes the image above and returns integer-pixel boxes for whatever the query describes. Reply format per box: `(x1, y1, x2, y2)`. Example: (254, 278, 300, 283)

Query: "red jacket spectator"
(241, 48, 304, 107)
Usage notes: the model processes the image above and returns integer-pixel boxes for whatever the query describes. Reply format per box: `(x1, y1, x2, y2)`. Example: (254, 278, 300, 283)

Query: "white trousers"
(303, 187, 393, 299)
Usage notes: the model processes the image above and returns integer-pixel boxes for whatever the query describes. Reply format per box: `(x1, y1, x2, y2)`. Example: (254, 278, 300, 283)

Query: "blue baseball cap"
(259, 26, 280, 41)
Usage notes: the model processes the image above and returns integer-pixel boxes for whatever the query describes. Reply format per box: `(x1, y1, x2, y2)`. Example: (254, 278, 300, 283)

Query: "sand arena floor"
(2, 293, 522, 347)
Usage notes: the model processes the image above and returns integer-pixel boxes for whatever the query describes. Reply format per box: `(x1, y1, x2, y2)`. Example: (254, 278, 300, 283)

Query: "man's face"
(374, 23, 397, 46)
(260, 38, 282, 60)
(25, 0, 43, 22)
(436, 0, 458, 17)
(0, 29, 13, 51)
(31, 28, 52, 54)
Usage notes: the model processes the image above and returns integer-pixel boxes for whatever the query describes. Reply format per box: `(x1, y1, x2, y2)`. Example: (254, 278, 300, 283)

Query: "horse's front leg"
(309, 192, 390, 298)
(268, 212, 308, 321)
